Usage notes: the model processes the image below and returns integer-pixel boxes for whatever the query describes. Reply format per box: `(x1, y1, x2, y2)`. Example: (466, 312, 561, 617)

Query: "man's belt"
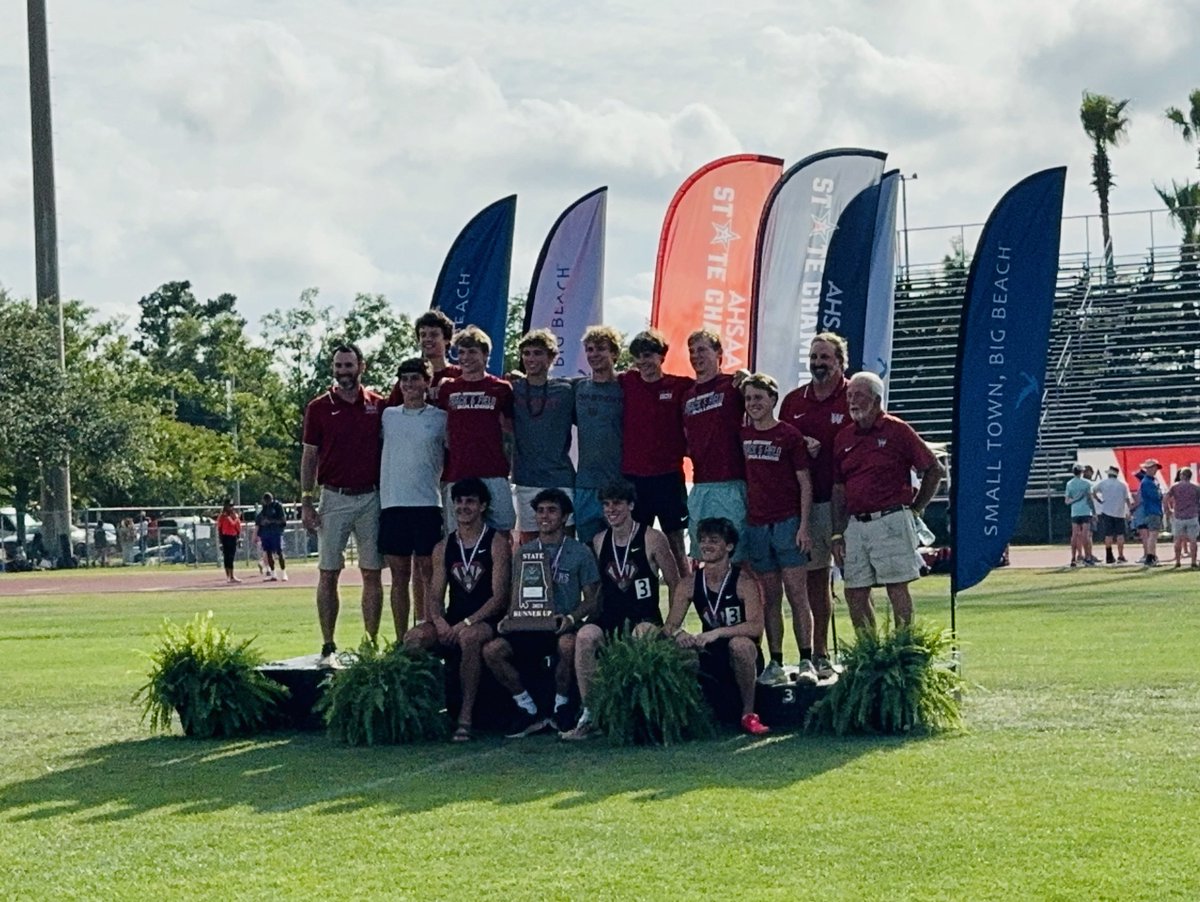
(323, 485, 378, 496)
(853, 504, 907, 522)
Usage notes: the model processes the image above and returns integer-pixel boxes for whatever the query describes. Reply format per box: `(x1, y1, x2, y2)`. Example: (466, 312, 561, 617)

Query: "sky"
(1, 0, 1197, 339)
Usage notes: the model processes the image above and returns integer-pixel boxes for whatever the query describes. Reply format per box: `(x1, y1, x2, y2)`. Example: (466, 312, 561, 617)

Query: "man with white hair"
(830, 372, 945, 629)
(1093, 465, 1131, 564)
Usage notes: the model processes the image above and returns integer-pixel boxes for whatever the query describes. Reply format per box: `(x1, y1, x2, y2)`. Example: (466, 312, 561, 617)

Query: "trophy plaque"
(497, 548, 560, 633)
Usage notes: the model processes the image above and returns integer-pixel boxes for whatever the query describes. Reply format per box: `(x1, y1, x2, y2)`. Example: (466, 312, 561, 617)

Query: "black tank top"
(597, 523, 661, 631)
(445, 525, 495, 624)
(691, 564, 746, 632)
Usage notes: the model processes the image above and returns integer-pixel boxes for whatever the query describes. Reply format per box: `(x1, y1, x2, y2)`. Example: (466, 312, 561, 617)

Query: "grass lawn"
(2, 567, 1199, 900)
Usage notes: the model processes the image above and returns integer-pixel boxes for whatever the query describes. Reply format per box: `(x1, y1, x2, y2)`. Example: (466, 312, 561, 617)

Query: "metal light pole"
(899, 173, 919, 283)
(27, 0, 74, 566)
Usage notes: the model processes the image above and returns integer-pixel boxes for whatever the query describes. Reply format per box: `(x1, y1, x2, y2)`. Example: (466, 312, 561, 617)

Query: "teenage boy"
(573, 325, 625, 543)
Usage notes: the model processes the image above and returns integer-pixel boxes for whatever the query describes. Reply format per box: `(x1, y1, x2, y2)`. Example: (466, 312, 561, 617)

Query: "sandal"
(451, 724, 473, 743)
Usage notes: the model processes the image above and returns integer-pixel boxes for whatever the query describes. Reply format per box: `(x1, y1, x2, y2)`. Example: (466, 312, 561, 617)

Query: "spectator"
(1134, 460, 1164, 567)
(1167, 467, 1199, 568)
(254, 492, 289, 582)
(216, 499, 242, 583)
(1093, 466, 1132, 564)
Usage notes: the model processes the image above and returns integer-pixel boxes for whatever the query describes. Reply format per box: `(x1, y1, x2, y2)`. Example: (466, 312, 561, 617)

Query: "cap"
(1072, 464, 1083, 475)
(1106, 466, 1119, 476)
(1141, 458, 1161, 470)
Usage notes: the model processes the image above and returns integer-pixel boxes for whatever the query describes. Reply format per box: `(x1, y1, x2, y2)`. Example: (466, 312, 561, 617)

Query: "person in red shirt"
(438, 326, 516, 536)
(831, 372, 944, 629)
(778, 333, 850, 678)
(740, 374, 817, 686)
(216, 499, 243, 584)
(682, 329, 748, 565)
(619, 329, 694, 576)
(300, 343, 386, 667)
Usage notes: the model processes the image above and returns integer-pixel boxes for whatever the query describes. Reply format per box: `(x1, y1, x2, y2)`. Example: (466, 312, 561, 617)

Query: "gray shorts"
(318, 489, 382, 571)
(1174, 518, 1199, 540)
(805, 502, 835, 571)
(744, 517, 808, 573)
(843, 508, 921, 589)
(513, 485, 575, 533)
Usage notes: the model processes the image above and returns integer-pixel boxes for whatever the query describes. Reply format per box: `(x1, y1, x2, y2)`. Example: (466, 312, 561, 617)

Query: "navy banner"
(951, 167, 1067, 594)
(431, 195, 516, 374)
(862, 170, 900, 401)
(815, 178, 883, 372)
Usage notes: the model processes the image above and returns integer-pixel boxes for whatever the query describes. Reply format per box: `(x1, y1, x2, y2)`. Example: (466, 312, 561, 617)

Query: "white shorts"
(318, 489, 382, 571)
(513, 485, 575, 533)
(843, 508, 921, 589)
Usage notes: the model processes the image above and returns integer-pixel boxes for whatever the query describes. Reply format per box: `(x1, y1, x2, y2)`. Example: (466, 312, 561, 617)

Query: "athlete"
(740, 374, 817, 686)
(561, 479, 682, 740)
(664, 517, 769, 736)
(572, 325, 625, 543)
(404, 478, 511, 741)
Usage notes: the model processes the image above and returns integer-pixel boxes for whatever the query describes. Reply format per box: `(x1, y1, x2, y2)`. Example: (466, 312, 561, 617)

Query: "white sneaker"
(814, 656, 839, 680)
(279, 570, 288, 582)
(264, 570, 276, 581)
(757, 660, 789, 687)
(795, 660, 819, 686)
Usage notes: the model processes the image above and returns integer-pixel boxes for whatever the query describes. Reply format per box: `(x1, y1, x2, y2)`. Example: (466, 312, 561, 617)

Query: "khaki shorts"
(1174, 517, 1200, 540)
(844, 508, 921, 589)
(805, 502, 834, 571)
(318, 488, 382, 571)
(514, 485, 575, 533)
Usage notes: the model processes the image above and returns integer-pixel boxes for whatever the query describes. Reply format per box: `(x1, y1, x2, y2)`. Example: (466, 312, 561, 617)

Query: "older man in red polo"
(300, 343, 386, 666)
(831, 372, 944, 629)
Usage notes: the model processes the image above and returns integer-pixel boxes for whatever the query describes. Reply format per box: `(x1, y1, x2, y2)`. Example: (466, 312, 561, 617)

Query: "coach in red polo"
(831, 371, 944, 630)
(301, 343, 386, 666)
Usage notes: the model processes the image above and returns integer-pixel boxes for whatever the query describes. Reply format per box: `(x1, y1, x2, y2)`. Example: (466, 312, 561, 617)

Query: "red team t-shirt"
(386, 363, 463, 407)
(438, 374, 514, 481)
(741, 422, 810, 525)
(833, 413, 937, 515)
(682, 374, 746, 483)
(302, 386, 386, 490)
(778, 379, 850, 504)
(619, 371, 693, 477)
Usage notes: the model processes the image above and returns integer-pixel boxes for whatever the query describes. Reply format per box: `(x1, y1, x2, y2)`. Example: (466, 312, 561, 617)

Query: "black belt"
(853, 504, 907, 522)
(323, 485, 378, 496)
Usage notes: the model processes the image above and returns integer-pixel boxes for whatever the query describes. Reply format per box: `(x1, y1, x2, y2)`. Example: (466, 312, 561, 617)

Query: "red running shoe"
(740, 713, 770, 736)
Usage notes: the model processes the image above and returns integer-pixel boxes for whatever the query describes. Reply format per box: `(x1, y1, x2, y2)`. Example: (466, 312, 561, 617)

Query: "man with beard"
(404, 478, 511, 741)
(300, 343, 386, 666)
(831, 372, 944, 630)
(619, 329, 694, 576)
(562, 479, 681, 740)
(778, 333, 850, 677)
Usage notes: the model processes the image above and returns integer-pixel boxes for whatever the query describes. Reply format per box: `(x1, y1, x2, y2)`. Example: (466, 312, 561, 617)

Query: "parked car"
(2, 508, 118, 561)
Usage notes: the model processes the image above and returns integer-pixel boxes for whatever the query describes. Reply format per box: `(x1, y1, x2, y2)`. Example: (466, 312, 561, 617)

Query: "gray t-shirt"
(380, 404, 447, 508)
(573, 378, 624, 488)
(518, 537, 600, 615)
(512, 378, 576, 488)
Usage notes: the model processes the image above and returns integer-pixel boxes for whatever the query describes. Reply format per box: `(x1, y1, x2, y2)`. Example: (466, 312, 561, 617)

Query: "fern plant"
(319, 641, 448, 745)
(589, 632, 715, 746)
(807, 621, 963, 736)
(134, 611, 287, 738)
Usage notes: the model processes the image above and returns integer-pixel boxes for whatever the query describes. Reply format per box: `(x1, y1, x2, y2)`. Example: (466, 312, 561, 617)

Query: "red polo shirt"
(439, 374, 513, 481)
(833, 413, 936, 516)
(683, 374, 746, 483)
(302, 386, 385, 490)
(741, 421, 809, 525)
(779, 379, 850, 503)
(619, 371, 694, 477)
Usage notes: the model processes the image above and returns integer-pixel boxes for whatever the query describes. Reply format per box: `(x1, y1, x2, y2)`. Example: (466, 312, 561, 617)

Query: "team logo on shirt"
(659, 391, 674, 401)
(605, 559, 638, 591)
(831, 413, 845, 424)
(684, 391, 725, 416)
(449, 392, 497, 410)
(877, 438, 888, 448)
(742, 439, 783, 462)
(364, 401, 378, 414)
(451, 561, 483, 593)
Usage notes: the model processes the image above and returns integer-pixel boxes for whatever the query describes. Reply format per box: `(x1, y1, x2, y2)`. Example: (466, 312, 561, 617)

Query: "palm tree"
(1154, 180, 1200, 269)
(1164, 88, 1200, 171)
(1079, 91, 1130, 281)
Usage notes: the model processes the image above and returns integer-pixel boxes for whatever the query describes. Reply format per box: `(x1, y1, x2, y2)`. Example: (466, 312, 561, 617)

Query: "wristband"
(464, 616, 473, 627)
(831, 533, 844, 541)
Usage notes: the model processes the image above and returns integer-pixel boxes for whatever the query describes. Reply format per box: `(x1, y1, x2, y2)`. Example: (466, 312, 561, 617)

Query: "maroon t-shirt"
(619, 371, 694, 477)
(833, 413, 937, 516)
(439, 374, 513, 481)
(778, 379, 850, 503)
(742, 421, 809, 525)
(302, 386, 385, 490)
(683, 374, 746, 483)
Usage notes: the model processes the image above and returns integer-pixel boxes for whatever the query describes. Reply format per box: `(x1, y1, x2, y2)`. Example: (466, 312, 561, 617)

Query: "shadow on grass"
(0, 726, 924, 822)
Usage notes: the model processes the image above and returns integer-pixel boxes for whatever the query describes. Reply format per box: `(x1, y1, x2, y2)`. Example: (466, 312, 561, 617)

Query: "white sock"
(578, 706, 591, 724)
(554, 693, 569, 711)
(513, 691, 537, 714)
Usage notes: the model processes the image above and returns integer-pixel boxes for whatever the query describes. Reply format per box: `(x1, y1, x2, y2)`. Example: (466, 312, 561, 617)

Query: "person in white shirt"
(1092, 465, 1132, 565)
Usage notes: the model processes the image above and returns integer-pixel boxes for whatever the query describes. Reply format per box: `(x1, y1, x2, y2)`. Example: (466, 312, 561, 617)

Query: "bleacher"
(886, 247, 1200, 498)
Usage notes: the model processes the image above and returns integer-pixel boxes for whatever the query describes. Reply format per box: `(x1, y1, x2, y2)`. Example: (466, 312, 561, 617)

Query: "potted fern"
(319, 641, 448, 745)
(589, 632, 715, 746)
(135, 611, 287, 738)
(806, 621, 963, 736)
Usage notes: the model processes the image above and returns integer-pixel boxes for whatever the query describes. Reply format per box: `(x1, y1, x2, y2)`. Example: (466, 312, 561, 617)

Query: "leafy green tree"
(1165, 88, 1200, 171)
(1154, 180, 1200, 267)
(1080, 91, 1131, 280)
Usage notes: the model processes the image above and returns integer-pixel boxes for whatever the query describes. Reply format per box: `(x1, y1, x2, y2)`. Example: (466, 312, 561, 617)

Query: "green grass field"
(2, 568, 1199, 900)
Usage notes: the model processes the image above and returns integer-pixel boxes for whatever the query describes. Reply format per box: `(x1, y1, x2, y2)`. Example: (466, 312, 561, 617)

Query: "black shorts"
(378, 506, 443, 557)
(698, 637, 765, 684)
(504, 631, 563, 668)
(624, 471, 688, 534)
(1098, 514, 1127, 538)
(1071, 515, 1093, 526)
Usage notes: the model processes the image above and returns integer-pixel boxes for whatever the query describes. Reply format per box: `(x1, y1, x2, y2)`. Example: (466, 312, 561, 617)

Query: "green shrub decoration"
(806, 621, 963, 736)
(589, 632, 715, 746)
(134, 611, 288, 738)
(318, 641, 448, 745)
